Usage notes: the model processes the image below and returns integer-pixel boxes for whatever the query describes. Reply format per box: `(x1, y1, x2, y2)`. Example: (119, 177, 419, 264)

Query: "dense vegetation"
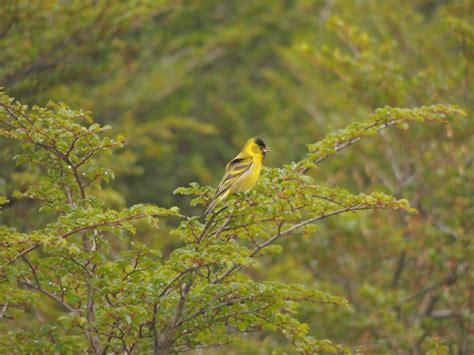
(1, 1, 472, 353)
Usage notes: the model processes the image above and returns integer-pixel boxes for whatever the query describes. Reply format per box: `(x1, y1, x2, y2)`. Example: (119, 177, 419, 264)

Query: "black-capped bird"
(204, 137, 270, 216)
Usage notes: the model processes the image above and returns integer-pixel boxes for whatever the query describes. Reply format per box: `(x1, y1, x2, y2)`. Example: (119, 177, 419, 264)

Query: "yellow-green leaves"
(301, 104, 465, 171)
(0, 196, 8, 206)
(0, 91, 467, 353)
(0, 91, 124, 206)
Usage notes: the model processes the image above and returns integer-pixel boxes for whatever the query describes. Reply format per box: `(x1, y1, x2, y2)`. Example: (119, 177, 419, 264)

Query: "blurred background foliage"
(0, 0, 472, 353)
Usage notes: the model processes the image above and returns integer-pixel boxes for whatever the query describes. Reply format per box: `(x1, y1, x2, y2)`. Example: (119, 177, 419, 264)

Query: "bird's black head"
(253, 137, 270, 154)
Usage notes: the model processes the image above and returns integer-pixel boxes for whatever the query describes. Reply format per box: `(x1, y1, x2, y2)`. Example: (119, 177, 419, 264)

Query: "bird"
(203, 137, 270, 216)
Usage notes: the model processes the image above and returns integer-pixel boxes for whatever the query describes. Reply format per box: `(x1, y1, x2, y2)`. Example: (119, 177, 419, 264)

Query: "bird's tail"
(203, 189, 230, 217)
(203, 196, 219, 217)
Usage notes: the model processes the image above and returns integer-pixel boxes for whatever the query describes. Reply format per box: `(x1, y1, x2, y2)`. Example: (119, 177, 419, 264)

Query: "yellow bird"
(204, 137, 270, 216)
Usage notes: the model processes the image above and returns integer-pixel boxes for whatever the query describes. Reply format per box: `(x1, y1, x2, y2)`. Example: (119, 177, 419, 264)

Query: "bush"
(0, 91, 464, 353)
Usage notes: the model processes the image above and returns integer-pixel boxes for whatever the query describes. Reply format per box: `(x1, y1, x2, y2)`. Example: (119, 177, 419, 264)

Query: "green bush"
(0, 92, 463, 353)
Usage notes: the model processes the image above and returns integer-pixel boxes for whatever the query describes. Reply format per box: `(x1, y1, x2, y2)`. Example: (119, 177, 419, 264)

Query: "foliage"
(0, 92, 463, 353)
(1, 0, 473, 353)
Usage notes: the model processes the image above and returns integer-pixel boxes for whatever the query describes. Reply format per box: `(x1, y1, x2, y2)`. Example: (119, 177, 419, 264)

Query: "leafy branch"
(298, 105, 465, 172)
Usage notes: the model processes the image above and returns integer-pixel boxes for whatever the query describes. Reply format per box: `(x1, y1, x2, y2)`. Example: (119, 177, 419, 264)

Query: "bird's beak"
(263, 147, 271, 153)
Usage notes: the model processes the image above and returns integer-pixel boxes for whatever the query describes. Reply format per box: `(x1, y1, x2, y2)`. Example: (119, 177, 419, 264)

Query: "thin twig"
(301, 119, 399, 174)
(19, 280, 76, 313)
(213, 205, 373, 284)
(21, 255, 41, 287)
(401, 261, 468, 304)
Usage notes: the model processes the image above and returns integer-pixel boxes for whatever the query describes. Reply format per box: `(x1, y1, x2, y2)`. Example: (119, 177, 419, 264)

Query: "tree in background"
(0, 0, 472, 353)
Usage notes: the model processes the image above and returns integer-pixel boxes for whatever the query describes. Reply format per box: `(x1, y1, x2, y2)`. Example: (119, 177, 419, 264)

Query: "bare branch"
(401, 261, 468, 304)
(18, 280, 76, 313)
(391, 250, 406, 288)
(0, 304, 8, 319)
(155, 281, 193, 354)
(21, 255, 41, 287)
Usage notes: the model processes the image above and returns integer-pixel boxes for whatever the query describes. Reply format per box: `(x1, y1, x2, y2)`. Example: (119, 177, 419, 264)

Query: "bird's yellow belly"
(229, 163, 261, 194)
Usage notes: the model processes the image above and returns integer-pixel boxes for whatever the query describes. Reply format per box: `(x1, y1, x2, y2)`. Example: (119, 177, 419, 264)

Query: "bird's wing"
(215, 156, 253, 197)
(203, 156, 253, 216)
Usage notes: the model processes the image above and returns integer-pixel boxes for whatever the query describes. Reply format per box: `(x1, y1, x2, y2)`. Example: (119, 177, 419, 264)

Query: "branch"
(21, 255, 41, 287)
(431, 309, 454, 319)
(391, 249, 406, 287)
(299, 103, 465, 174)
(174, 341, 231, 353)
(401, 261, 468, 304)
(196, 209, 220, 243)
(8, 212, 164, 264)
(213, 205, 373, 284)
(300, 120, 396, 174)
(18, 280, 76, 313)
(9, 244, 41, 265)
(179, 295, 253, 327)
(0, 304, 7, 319)
(155, 281, 193, 354)
(170, 282, 191, 331)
